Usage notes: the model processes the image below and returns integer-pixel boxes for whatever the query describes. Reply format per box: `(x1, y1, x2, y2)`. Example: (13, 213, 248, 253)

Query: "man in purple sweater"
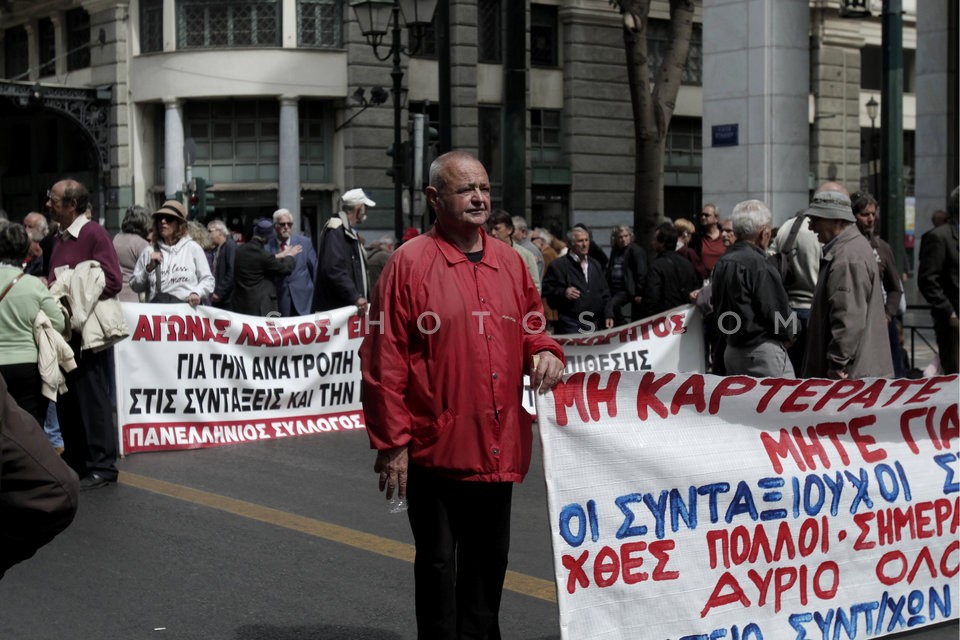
(47, 179, 123, 490)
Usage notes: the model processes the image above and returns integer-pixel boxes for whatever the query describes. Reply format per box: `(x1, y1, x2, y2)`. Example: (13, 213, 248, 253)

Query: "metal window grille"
(140, 0, 165, 53)
(177, 0, 281, 50)
(3, 26, 28, 79)
(408, 12, 437, 58)
(663, 117, 702, 187)
(299, 99, 332, 182)
(66, 8, 91, 71)
(531, 108, 562, 164)
(297, 0, 342, 48)
(647, 19, 702, 87)
(180, 99, 280, 181)
(530, 4, 557, 68)
(478, 0, 501, 64)
(38, 19, 56, 76)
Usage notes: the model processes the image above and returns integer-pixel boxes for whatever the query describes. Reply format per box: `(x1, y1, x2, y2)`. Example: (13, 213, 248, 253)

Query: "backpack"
(769, 214, 805, 285)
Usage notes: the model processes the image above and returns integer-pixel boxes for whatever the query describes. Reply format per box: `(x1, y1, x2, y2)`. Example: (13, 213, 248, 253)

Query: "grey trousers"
(724, 340, 795, 378)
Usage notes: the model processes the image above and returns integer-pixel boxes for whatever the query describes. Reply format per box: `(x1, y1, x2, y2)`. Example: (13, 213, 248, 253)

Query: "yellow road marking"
(120, 471, 558, 603)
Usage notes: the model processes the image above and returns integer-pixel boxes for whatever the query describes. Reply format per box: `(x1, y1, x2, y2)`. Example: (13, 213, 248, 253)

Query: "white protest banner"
(537, 371, 958, 640)
(523, 305, 704, 411)
(114, 303, 365, 455)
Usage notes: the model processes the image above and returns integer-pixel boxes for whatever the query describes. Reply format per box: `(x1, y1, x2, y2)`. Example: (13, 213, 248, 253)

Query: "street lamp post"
(351, 0, 437, 241)
(866, 95, 879, 196)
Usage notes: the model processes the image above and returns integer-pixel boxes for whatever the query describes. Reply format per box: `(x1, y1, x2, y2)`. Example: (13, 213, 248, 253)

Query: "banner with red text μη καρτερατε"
(535, 370, 959, 640)
(114, 303, 365, 455)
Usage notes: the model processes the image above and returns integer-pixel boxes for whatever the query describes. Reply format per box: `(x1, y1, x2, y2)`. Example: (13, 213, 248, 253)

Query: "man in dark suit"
(918, 186, 960, 374)
(207, 219, 237, 309)
(266, 208, 317, 317)
(541, 226, 614, 334)
(231, 219, 297, 317)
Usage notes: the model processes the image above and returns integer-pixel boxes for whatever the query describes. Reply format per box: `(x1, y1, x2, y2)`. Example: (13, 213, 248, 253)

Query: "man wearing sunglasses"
(45, 179, 123, 491)
(266, 209, 317, 317)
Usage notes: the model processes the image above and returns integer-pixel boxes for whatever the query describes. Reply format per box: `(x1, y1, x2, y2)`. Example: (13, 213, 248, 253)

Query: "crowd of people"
(1, 162, 957, 637)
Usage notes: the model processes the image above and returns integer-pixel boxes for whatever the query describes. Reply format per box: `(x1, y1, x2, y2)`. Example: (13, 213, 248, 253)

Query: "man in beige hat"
(802, 190, 893, 379)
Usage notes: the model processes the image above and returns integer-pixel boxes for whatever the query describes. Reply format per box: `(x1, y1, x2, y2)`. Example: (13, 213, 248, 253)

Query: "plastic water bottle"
(388, 495, 408, 513)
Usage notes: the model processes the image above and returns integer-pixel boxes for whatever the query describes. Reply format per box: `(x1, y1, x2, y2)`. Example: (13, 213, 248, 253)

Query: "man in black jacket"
(711, 200, 796, 377)
(314, 188, 373, 314)
(918, 186, 959, 374)
(639, 222, 700, 318)
(542, 226, 614, 334)
(231, 219, 297, 317)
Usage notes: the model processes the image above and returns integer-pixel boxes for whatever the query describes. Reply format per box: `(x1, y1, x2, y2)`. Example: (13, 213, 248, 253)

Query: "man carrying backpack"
(769, 184, 846, 372)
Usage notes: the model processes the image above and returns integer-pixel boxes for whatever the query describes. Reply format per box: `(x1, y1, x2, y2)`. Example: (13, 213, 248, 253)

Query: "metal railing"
(902, 303, 938, 372)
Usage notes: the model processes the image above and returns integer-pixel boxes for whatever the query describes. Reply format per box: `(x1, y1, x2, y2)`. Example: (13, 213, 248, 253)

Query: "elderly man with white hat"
(802, 190, 893, 379)
(313, 188, 375, 314)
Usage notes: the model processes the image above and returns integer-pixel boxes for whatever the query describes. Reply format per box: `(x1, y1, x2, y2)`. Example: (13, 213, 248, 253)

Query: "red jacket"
(360, 226, 564, 482)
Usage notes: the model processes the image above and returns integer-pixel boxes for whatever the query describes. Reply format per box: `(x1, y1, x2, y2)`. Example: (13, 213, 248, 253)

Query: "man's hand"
(355, 296, 369, 316)
(530, 351, 565, 395)
(374, 446, 409, 500)
(187, 293, 201, 307)
(277, 244, 303, 259)
(604, 318, 615, 329)
(828, 368, 849, 380)
(565, 286, 581, 300)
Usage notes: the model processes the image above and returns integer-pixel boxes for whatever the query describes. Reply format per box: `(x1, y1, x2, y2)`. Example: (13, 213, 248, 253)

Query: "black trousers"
(407, 464, 513, 640)
(58, 342, 117, 480)
(0, 362, 48, 427)
(932, 310, 959, 374)
(1, 383, 79, 578)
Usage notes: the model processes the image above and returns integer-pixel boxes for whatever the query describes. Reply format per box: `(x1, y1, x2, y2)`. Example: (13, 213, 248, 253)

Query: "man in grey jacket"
(802, 191, 893, 379)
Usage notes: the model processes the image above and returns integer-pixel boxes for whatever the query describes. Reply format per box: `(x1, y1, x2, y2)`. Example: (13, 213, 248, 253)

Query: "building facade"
(0, 0, 955, 263)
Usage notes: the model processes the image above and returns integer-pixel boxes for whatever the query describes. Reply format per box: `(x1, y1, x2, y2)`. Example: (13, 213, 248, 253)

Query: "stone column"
(282, 0, 297, 48)
(25, 23, 38, 81)
(914, 0, 956, 255)
(51, 14, 66, 76)
(278, 95, 301, 226)
(702, 0, 810, 225)
(163, 98, 185, 198)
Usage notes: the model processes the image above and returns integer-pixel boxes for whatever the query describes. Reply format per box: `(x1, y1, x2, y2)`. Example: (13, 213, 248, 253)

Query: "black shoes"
(79, 472, 116, 491)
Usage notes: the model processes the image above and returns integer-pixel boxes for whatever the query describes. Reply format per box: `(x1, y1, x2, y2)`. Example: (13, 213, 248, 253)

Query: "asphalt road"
(1, 426, 956, 640)
(0, 428, 561, 640)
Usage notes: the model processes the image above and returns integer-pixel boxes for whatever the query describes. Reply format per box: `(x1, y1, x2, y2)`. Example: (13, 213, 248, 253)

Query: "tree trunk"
(617, 0, 695, 251)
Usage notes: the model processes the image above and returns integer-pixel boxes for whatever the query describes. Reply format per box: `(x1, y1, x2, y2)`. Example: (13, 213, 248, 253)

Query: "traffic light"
(386, 141, 412, 186)
(187, 177, 214, 220)
(197, 178, 214, 219)
(188, 185, 201, 218)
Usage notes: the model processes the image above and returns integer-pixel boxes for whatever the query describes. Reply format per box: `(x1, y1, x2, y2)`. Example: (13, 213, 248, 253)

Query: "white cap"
(341, 188, 376, 208)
